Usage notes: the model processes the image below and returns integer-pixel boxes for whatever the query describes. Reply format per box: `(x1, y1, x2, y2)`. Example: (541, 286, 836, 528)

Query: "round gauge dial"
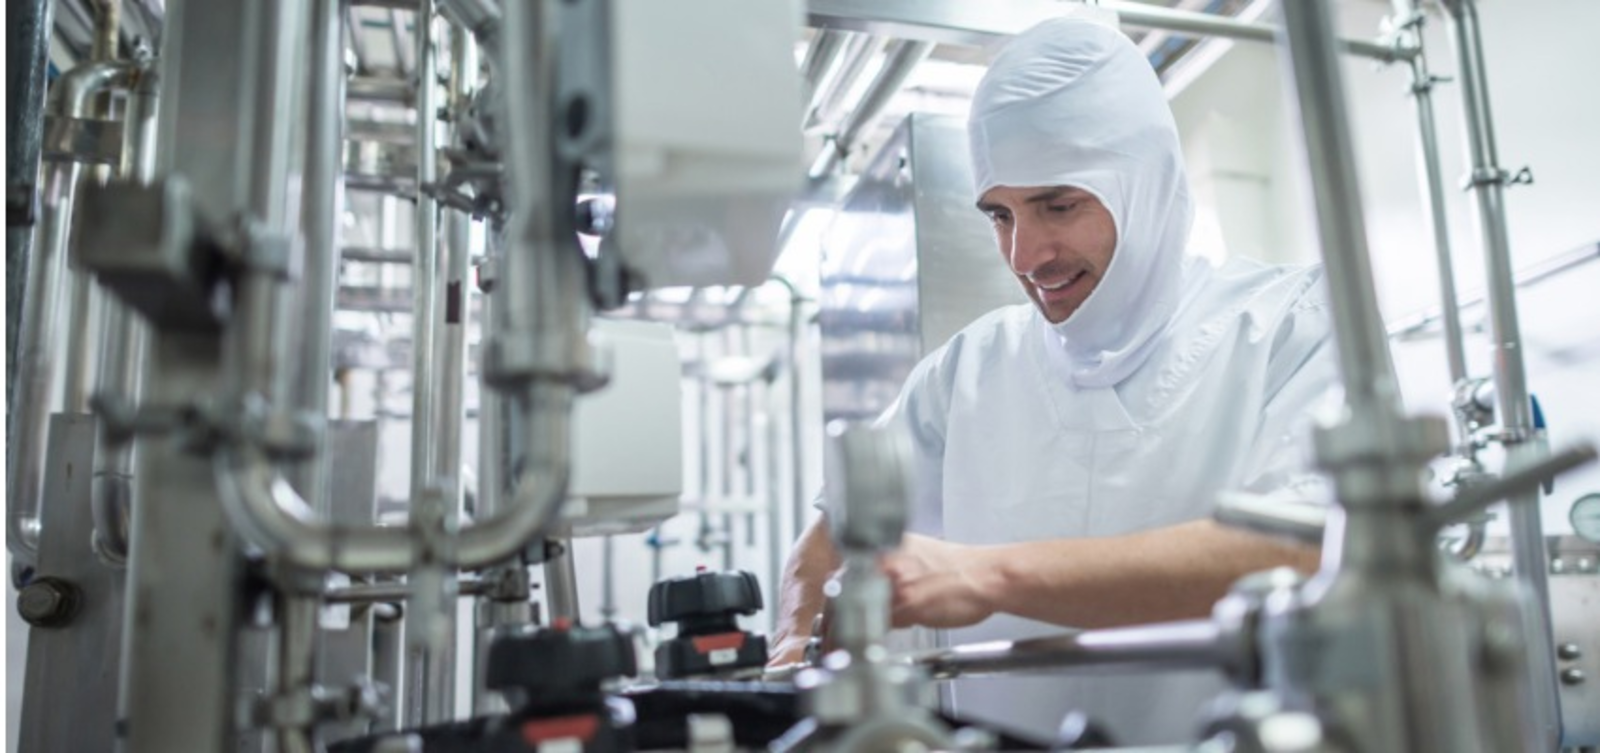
(1571, 493, 1600, 543)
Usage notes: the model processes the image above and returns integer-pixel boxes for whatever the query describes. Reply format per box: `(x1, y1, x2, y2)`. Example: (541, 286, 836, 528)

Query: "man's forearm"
(978, 520, 1318, 628)
(769, 515, 842, 664)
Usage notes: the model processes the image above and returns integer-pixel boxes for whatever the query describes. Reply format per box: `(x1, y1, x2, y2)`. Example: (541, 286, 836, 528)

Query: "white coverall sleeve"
(875, 346, 956, 536)
(1237, 288, 1342, 505)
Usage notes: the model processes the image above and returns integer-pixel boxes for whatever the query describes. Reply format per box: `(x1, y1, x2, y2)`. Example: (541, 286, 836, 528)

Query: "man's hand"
(882, 534, 1002, 629)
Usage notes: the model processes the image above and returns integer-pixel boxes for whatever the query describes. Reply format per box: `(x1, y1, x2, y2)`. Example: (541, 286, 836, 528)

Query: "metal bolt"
(1561, 668, 1587, 686)
(17, 576, 82, 628)
(1558, 644, 1583, 662)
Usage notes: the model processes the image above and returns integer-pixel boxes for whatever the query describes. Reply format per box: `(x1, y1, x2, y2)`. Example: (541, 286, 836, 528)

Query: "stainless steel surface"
(17, 415, 123, 752)
(820, 113, 1024, 422)
(1475, 535, 1600, 746)
(122, 337, 250, 753)
(918, 620, 1228, 679)
(804, 0, 1409, 61)
(1440, 0, 1561, 744)
(1551, 567, 1600, 745)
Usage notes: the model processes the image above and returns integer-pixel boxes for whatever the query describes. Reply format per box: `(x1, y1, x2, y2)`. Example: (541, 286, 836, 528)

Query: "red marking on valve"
(521, 714, 599, 745)
(691, 632, 747, 654)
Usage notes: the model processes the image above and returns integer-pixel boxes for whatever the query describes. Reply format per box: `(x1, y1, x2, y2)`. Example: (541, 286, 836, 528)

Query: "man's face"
(977, 185, 1117, 324)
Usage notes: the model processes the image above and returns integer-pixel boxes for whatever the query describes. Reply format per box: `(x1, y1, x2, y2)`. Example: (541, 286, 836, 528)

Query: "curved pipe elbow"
(48, 61, 141, 119)
(90, 473, 134, 566)
(215, 385, 573, 574)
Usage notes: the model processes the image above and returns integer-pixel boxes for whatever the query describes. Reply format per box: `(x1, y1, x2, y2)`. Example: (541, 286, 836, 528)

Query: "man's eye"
(1047, 202, 1079, 215)
(989, 212, 1012, 225)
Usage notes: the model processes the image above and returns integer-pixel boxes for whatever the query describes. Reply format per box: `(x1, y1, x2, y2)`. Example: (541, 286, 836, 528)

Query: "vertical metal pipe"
(600, 535, 617, 620)
(409, 0, 442, 512)
(90, 71, 157, 565)
(6, 0, 54, 439)
(92, 0, 122, 61)
(1438, 0, 1559, 745)
(293, 0, 349, 514)
(371, 602, 405, 733)
(543, 540, 581, 622)
(6, 162, 81, 564)
(1275, 0, 1402, 419)
(765, 372, 784, 631)
(62, 267, 102, 412)
(66, 5, 121, 419)
(435, 211, 469, 502)
(228, 0, 307, 403)
(1389, 0, 1468, 388)
(276, 593, 320, 753)
(780, 278, 808, 548)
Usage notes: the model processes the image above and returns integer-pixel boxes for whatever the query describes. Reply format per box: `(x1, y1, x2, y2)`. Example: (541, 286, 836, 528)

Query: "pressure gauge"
(1571, 494, 1600, 543)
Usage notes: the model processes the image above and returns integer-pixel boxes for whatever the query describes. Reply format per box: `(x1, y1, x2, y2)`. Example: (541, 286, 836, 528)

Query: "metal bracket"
(483, 326, 611, 393)
(1462, 165, 1535, 191)
(220, 216, 295, 280)
(41, 115, 126, 165)
(91, 390, 318, 459)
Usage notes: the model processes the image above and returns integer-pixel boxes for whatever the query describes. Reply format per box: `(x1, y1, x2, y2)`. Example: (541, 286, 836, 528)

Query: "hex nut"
(17, 576, 82, 628)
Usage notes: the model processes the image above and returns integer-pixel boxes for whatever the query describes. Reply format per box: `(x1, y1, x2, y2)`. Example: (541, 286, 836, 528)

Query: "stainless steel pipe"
(1276, 0, 1402, 419)
(1439, 0, 1561, 744)
(288, 0, 349, 515)
(1389, 1, 1468, 391)
(6, 162, 80, 564)
(7, 60, 141, 564)
(918, 620, 1230, 679)
(543, 540, 582, 623)
(410, 0, 443, 510)
(214, 0, 584, 575)
(90, 62, 160, 567)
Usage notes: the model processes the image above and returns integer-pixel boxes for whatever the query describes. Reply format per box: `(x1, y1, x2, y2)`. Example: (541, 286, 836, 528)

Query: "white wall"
(1169, 0, 1600, 533)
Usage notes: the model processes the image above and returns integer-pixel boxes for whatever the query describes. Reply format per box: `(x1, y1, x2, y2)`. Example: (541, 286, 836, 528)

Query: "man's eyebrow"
(1023, 187, 1078, 204)
(975, 200, 1005, 214)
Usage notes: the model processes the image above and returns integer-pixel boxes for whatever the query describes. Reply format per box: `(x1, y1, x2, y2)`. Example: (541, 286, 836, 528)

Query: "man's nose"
(1006, 216, 1055, 277)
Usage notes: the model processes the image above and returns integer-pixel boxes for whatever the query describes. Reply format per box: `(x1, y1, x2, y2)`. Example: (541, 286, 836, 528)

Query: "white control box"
(562, 318, 684, 536)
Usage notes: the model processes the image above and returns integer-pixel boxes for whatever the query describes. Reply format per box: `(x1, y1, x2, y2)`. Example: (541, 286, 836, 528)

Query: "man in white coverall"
(771, 17, 1339, 745)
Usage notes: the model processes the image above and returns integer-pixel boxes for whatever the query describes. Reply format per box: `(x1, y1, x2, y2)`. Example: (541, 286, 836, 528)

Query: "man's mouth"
(1035, 270, 1087, 301)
